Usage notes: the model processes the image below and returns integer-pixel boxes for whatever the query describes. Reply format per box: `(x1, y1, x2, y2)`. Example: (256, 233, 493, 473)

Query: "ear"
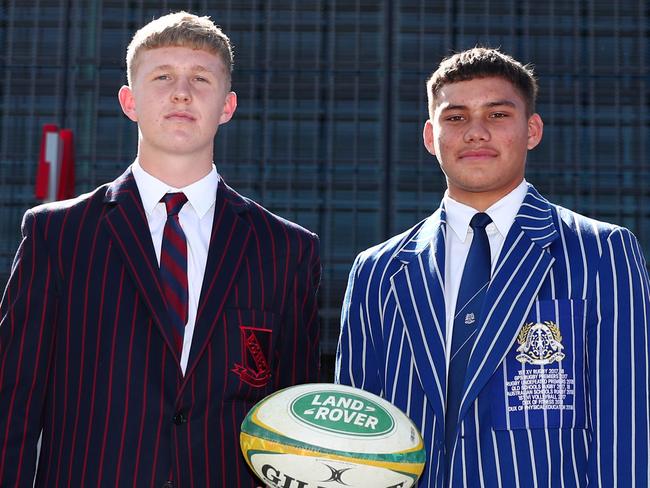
(423, 119, 436, 156)
(118, 85, 138, 122)
(218, 91, 238, 125)
(526, 113, 544, 150)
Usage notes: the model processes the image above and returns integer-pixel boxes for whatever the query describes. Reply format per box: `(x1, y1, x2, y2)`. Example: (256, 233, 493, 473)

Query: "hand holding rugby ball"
(240, 383, 426, 488)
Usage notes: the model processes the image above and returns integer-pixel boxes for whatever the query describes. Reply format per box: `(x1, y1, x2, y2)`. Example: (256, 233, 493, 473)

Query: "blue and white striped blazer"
(335, 184, 650, 487)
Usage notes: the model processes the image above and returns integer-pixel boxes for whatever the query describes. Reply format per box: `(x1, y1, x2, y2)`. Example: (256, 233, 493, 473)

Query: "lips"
(459, 148, 498, 159)
(165, 111, 196, 122)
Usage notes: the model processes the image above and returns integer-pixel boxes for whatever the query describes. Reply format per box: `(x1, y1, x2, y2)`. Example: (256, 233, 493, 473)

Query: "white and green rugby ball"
(240, 383, 425, 488)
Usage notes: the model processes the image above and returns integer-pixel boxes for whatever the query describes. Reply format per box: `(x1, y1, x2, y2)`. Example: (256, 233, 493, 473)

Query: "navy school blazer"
(0, 166, 321, 487)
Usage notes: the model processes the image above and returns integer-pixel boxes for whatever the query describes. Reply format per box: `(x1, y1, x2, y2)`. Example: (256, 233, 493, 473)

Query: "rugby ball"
(240, 383, 425, 488)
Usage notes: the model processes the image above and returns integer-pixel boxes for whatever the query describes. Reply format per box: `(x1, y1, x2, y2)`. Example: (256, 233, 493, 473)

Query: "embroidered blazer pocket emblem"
(232, 326, 272, 387)
(515, 321, 565, 365)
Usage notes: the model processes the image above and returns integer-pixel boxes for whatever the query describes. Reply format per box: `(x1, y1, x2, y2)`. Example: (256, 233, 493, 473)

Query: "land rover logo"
(290, 390, 395, 436)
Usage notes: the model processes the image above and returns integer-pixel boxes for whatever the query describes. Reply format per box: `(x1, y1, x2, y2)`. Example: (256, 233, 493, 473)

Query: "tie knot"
(161, 192, 188, 217)
(469, 212, 492, 230)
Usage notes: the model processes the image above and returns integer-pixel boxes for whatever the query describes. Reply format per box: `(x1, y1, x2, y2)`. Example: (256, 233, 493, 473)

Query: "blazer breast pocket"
(224, 308, 279, 392)
(489, 299, 588, 430)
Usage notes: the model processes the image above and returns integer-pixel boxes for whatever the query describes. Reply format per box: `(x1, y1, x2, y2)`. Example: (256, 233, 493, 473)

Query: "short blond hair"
(126, 11, 234, 88)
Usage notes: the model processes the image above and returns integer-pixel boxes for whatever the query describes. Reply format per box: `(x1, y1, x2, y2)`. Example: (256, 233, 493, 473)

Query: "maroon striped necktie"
(160, 192, 188, 353)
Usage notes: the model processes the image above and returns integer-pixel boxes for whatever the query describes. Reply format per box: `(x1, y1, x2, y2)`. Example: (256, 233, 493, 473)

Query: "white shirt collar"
(443, 179, 528, 242)
(131, 160, 219, 218)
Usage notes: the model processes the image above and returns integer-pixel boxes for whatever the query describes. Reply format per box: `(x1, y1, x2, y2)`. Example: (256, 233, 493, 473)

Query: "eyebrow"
(441, 99, 517, 112)
(150, 64, 216, 74)
(486, 100, 517, 109)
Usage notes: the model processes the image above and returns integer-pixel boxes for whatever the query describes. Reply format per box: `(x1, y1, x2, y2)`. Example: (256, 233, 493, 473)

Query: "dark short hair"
(426, 47, 538, 117)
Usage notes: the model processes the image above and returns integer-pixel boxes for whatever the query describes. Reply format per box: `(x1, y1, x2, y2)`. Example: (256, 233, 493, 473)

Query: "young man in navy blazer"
(0, 12, 320, 487)
(336, 47, 650, 487)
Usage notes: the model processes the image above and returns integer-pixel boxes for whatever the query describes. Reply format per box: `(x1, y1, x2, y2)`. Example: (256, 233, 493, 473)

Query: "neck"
(137, 147, 214, 188)
(448, 194, 499, 212)
(447, 181, 524, 212)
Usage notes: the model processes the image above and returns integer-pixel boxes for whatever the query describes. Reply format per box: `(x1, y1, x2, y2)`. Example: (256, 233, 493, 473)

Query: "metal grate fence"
(1, 0, 648, 377)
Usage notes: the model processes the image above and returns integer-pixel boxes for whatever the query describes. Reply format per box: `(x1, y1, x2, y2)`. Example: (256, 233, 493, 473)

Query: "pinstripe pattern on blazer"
(0, 167, 321, 487)
(336, 184, 650, 487)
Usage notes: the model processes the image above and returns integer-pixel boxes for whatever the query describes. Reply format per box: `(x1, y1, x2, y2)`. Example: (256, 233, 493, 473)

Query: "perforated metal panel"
(1, 1, 648, 378)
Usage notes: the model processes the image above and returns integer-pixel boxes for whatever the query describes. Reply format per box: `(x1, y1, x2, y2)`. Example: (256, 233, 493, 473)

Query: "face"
(118, 46, 236, 165)
(423, 76, 543, 210)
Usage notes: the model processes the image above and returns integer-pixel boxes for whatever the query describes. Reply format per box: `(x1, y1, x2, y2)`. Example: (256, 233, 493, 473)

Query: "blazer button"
(172, 411, 187, 425)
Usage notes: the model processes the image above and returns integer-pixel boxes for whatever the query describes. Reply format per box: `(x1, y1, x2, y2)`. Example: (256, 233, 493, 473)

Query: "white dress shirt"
(442, 179, 528, 371)
(132, 160, 217, 374)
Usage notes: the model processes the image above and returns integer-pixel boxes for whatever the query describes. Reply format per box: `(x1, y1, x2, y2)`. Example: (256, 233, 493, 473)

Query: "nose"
(172, 79, 191, 103)
(463, 120, 490, 143)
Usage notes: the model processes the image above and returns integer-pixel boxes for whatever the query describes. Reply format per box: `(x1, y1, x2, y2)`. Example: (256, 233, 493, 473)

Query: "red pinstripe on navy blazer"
(0, 166, 321, 487)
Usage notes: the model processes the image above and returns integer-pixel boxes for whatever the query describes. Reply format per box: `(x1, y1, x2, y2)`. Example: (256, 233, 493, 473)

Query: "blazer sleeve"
(273, 232, 321, 388)
(0, 210, 58, 487)
(587, 227, 650, 485)
(335, 253, 382, 395)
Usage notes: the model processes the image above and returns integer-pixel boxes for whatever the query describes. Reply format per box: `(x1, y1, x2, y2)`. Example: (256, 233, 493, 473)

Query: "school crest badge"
(516, 321, 565, 365)
(232, 326, 272, 387)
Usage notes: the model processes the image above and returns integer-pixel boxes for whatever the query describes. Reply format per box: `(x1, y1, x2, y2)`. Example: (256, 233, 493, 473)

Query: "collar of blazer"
(103, 165, 251, 214)
(102, 166, 253, 380)
(393, 183, 558, 265)
(389, 183, 559, 431)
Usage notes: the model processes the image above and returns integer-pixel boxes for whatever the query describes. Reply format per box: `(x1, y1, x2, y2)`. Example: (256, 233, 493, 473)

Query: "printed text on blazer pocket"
(489, 299, 588, 430)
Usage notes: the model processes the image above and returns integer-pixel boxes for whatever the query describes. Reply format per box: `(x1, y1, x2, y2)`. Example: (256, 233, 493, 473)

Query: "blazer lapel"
(184, 178, 252, 379)
(390, 208, 448, 426)
(458, 185, 559, 421)
(103, 167, 181, 364)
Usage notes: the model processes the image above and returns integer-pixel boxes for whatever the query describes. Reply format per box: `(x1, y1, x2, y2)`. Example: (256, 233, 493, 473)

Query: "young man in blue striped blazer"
(0, 12, 320, 487)
(336, 47, 650, 487)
